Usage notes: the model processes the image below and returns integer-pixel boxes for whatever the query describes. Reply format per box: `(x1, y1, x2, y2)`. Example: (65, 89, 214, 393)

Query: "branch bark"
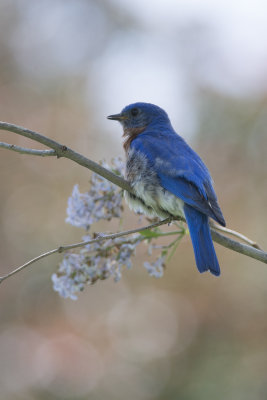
(210, 230, 267, 264)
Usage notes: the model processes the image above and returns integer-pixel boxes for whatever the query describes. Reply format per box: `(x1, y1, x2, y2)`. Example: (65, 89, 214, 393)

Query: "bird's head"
(107, 102, 170, 136)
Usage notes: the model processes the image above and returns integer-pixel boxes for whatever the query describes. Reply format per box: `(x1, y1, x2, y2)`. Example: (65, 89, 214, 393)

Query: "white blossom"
(52, 157, 182, 299)
(144, 256, 166, 278)
(66, 157, 124, 230)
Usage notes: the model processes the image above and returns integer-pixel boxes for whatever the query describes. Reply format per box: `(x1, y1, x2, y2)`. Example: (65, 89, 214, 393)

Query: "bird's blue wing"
(131, 132, 225, 226)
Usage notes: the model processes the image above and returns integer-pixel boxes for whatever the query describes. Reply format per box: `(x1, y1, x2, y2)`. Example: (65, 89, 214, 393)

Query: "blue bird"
(108, 102, 225, 276)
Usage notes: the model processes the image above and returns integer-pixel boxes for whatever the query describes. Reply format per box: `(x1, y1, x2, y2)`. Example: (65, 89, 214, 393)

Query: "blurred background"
(0, 0, 267, 399)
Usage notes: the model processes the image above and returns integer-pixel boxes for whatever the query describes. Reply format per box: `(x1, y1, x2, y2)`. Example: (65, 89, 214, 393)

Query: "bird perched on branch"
(108, 102, 225, 276)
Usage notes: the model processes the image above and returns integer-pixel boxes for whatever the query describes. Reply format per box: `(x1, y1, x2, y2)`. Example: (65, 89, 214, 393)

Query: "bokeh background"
(0, 0, 267, 399)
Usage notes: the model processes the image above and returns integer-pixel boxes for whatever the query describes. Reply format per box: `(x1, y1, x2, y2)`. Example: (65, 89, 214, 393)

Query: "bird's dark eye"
(130, 108, 139, 117)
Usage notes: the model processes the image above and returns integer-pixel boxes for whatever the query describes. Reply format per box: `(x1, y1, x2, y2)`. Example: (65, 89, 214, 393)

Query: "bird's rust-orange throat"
(123, 126, 146, 151)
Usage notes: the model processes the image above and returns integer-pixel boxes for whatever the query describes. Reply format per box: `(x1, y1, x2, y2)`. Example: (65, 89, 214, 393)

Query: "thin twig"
(0, 218, 266, 285)
(0, 218, 173, 284)
(0, 141, 56, 156)
(210, 221, 262, 249)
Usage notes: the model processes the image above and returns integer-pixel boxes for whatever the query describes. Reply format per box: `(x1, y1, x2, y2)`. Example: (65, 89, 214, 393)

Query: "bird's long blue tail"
(183, 204, 220, 276)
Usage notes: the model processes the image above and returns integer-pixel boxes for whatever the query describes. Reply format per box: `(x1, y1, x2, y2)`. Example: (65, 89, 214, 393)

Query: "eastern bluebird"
(108, 102, 225, 276)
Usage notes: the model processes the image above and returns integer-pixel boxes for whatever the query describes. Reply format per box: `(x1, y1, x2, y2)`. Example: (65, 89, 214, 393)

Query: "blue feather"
(131, 133, 225, 226)
(184, 204, 220, 276)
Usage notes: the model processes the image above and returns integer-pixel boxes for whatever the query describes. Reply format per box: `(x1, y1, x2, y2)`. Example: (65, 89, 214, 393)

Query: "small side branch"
(0, 218, 173, 284)
(210, 221, 262, 249)
(0, 142, 56, 156)
(0, 121, 132, 192)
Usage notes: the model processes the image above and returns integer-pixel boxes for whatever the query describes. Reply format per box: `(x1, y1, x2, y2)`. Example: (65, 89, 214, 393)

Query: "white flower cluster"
(66, 158, 124, 230)
(52, 157, 184, 300)
(52, 254, 87, 300)
(52, 234, 141, 300)
(144, 256, 166, 278)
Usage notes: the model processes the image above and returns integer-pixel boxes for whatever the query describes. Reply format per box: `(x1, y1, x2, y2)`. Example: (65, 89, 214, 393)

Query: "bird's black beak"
(107, 113, 126, 121)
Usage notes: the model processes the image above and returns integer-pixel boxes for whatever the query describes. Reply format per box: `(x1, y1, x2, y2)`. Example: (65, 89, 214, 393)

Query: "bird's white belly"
(125, 149, 185, 219)
(125, 180, 184, 219)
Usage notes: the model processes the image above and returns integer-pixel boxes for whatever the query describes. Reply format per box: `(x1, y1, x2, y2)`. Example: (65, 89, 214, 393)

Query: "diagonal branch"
(210, 229, 267, 264)
(1, 120, 266, 283)
(0, 121, 132, 192)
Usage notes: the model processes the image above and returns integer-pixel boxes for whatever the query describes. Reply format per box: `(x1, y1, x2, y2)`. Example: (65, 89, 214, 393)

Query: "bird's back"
(127, 128, 225, 226)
